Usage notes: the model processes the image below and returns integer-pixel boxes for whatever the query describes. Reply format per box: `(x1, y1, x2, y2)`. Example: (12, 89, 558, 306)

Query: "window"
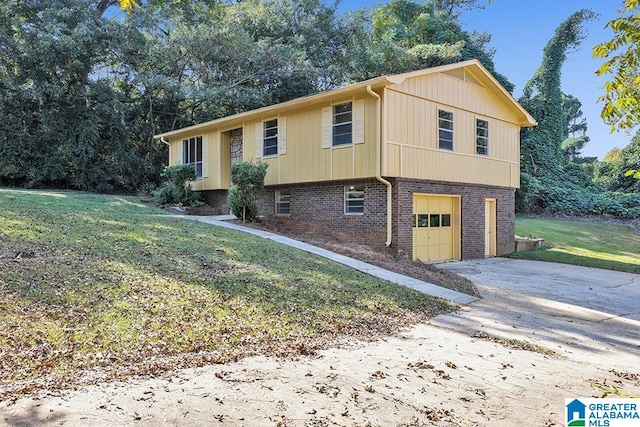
(333, 102, 352, 146)
(476, 119, 489, 155)
(182, 136, 203, 179)
(344, 185, 364, 214)
(438, 110, 453, 151)
(413, 213, 452, 228)
(275, 189, 291, 215)
(263, 119, 278, 157)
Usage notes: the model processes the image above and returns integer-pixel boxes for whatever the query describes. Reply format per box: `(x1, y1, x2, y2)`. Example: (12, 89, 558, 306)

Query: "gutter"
(367, 85, 393, 247)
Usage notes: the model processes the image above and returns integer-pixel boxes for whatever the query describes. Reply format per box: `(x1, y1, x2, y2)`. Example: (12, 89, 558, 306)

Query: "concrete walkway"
(172, 215, 477, 305)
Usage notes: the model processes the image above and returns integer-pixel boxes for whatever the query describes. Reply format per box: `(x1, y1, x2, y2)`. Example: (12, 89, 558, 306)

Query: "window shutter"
(321, 106, 331, 148)
(353, 99, 365, 144)
(201, 136, 208, 178)
(278, 116, 287, 155)
(255, 122, 263, 159)
(178, 140, 184, 164)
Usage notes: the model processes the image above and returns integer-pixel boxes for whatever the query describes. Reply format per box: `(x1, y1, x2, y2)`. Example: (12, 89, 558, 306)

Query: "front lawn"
(0, 189, 452, 398)
(510, 216, 640, 274)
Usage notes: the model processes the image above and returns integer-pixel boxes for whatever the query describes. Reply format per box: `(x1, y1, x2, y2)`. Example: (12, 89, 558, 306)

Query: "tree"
(562, 93, 588, 138)
(0, 0, 144, 190)
(593, 0, 640, 131)
(343, 0, 513, 91)
(519, 9, 597, 177)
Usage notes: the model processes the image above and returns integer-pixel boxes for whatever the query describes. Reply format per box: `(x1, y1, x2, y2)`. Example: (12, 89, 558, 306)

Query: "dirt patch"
(236, 219, 479, 298)
(3, 323, 639, 426)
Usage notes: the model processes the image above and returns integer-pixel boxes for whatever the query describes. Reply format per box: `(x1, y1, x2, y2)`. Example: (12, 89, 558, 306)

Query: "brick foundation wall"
(202, 178, 516, 261)
(258, 179, 387, 245)
(394, 178, 515, 260)
(202, 190, 230, 215)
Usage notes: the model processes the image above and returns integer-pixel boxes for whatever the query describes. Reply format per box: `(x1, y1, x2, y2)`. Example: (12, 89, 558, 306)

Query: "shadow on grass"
(506, 248, 640, 274)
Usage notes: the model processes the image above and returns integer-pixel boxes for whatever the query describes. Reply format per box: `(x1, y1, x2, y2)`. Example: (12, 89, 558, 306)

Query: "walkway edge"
(174, 215, 478, 305)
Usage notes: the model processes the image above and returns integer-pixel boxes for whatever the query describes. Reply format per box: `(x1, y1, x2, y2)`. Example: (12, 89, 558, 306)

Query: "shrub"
(153, 165, 203, 206)
(137, 181, 158, 202)
(228, 160, 268, 222)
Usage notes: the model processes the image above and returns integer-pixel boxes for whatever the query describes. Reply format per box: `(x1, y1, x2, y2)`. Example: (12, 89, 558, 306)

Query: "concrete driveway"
(433, 258, 640, 372)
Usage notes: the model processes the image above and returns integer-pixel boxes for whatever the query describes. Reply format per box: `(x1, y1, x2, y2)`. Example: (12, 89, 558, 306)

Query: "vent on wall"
(442, 68, 484, 87)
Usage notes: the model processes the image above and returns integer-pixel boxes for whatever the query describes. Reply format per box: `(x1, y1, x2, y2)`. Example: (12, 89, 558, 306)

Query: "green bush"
(153, 165, 203, 206)
(228, 160, 268, 222)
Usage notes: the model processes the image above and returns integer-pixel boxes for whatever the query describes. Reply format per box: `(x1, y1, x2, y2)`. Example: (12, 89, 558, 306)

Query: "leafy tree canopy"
(594, 0, 640, 131)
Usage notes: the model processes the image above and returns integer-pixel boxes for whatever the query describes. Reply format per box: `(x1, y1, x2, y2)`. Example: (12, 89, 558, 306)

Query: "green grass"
(0, 188, 452, 397)
(509, 216, 640, 274)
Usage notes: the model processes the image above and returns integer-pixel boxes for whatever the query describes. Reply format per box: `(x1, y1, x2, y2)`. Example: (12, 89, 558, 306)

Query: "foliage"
(153, 164, 202, 206)
(593, 0, 640, 131)
(595, 129, 640, 192)
(0, 188, 450, 397)
(228, 161, 269, 222)
(561, 93, 588, 138)
(519, 10, 597, 177)
(341, 0, 514, 91)
(513, 10, 639, 218)
(0, 0, 150, 191)
(0, 0, 506, 192)
(511, 216, 640, 273)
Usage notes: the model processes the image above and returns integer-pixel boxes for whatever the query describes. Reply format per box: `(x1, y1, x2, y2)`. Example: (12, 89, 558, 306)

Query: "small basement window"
(344, 185, 364, 214)
(275, 189, 291, 215)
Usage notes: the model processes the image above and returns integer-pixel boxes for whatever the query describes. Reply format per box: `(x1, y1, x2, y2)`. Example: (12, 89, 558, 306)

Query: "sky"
(339, 0, 634, 160)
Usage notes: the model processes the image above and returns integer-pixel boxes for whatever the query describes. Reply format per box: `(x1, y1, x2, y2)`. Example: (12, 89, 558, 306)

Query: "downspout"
(367, 85, 393, 247)
(160, 136, 171, 163)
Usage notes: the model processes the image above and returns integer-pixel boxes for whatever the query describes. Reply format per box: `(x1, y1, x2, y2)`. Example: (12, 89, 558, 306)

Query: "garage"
(412, 194, 461, 262)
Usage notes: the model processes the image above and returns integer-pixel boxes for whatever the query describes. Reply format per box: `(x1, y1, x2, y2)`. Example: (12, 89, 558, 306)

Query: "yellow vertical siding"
(162, 66, 527, 191)
(383, 73, 522, 188)
(243, 96, 377, 186)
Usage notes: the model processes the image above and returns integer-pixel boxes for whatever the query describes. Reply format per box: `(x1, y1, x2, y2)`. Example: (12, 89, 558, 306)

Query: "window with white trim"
(182, 136, 203, 179)
(275, 189, 291, 215)
(263, 118, 278, 157)
(476, 118, 489, 155)
(438, 110, 453, 151)
(344, 185, 364, 214)
(333, 102, 352, 146)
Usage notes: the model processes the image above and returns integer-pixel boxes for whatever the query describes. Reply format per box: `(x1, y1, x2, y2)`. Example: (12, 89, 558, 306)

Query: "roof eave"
(154, 75, 391, 140)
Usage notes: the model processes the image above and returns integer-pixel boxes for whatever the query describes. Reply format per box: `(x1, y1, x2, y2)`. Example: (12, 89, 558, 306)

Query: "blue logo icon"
(567, 399, 586, 426)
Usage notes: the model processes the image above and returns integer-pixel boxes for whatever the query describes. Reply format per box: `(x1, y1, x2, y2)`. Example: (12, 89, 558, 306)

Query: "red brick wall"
(202, 190, 230, 215)
(258, 179, 387, 245)
(203, 178, 516, 260)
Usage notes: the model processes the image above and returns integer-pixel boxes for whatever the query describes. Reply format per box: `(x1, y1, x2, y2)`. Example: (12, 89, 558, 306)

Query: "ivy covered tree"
(519, 9, 597, 178)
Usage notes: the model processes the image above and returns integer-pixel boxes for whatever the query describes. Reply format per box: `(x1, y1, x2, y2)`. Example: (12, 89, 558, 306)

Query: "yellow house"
(155, 59, 536, 261)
